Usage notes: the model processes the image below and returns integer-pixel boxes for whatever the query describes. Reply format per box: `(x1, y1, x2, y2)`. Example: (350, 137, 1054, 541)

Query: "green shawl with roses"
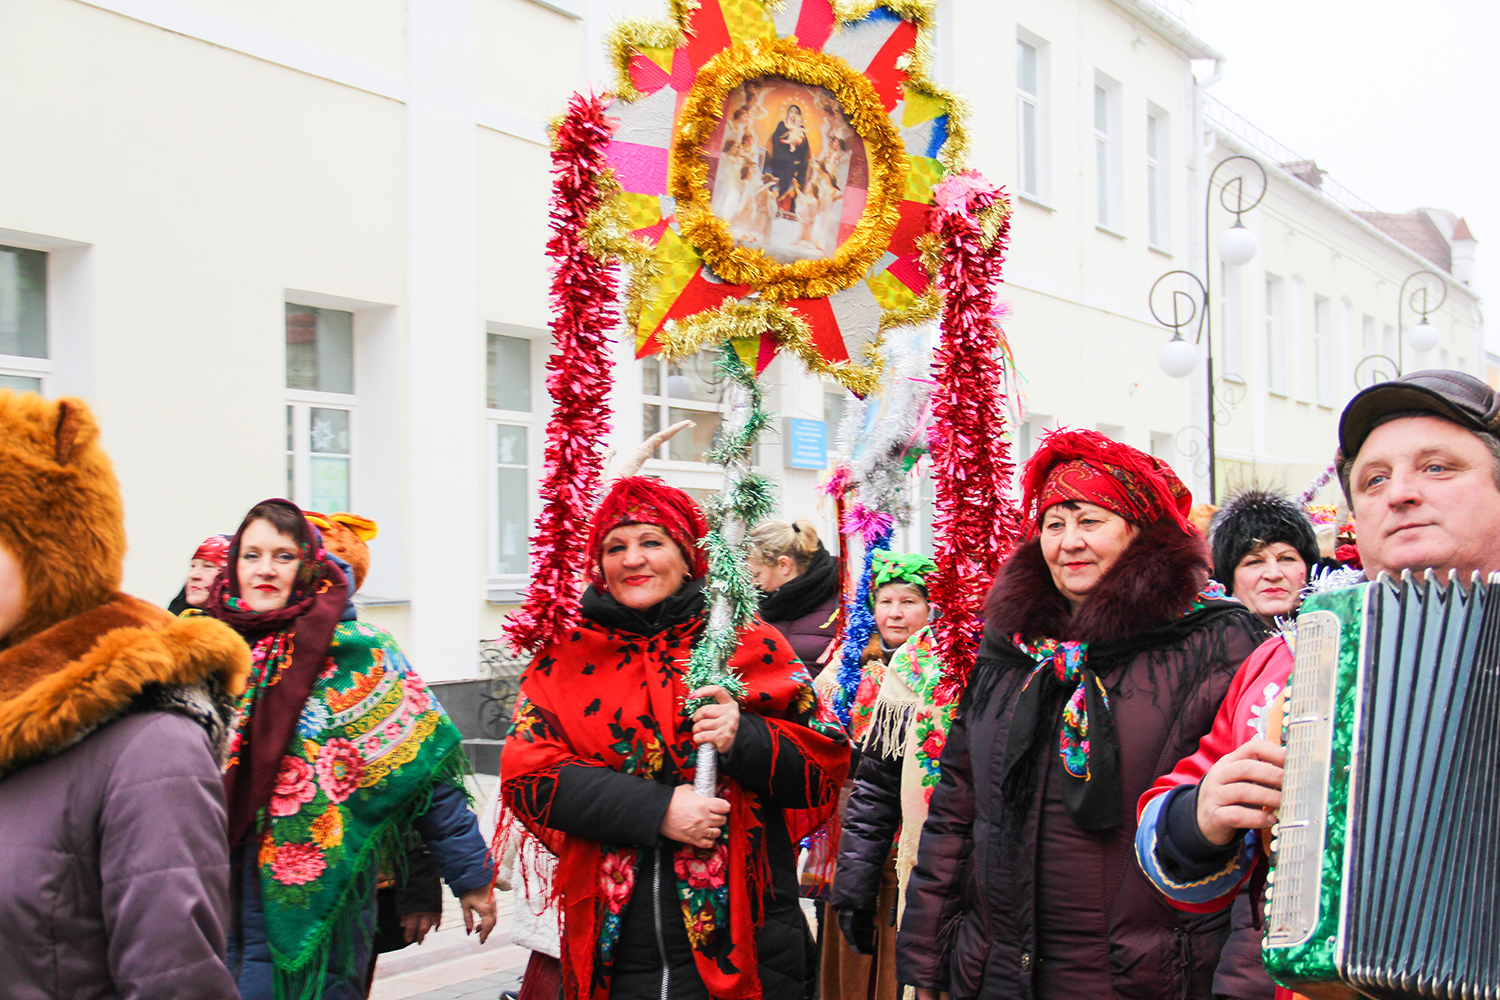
(231, 619, 468, 999)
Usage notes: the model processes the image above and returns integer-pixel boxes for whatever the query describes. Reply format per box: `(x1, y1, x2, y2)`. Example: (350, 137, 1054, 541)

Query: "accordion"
(1263, 572, 1500, 999)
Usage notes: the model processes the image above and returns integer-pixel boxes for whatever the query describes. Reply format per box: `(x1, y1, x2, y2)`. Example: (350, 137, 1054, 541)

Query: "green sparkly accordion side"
(1262, 582, 1367, 991)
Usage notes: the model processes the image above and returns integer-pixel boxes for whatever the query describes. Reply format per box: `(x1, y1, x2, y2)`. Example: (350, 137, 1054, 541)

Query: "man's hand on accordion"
(1196, 738, 1286, 846)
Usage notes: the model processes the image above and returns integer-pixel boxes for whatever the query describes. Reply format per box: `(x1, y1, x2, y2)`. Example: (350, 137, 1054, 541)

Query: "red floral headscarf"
(1020, 428, 1196, 536)
(192, 534, 231, 568)
(586, 476, 709, 586)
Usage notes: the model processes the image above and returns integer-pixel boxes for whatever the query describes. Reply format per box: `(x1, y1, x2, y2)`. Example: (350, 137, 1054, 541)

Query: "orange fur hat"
(0, 392, 126, 649)
(304, 511, 378, 592)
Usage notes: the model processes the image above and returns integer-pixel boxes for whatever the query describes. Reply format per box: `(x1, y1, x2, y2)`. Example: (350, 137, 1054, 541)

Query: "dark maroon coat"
(895, 521, 1265, 1000)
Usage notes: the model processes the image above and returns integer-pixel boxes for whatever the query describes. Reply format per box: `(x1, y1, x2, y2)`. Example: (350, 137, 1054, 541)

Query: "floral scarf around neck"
(227, 619, 469, 999)
(501, 615, 848, 1000)
(1000, 581, 1232, 832)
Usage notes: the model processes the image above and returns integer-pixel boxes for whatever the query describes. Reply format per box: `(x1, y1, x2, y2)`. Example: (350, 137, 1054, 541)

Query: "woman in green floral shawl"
(204, 499, 496, 1000)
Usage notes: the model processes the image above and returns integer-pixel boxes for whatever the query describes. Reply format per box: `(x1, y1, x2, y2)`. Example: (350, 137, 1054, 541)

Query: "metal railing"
(478, 638, 529, 740)
(1203, 94, 1381, 218)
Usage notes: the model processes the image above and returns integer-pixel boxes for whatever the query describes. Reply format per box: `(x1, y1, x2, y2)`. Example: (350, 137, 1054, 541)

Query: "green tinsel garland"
(682, 344, 778, 712)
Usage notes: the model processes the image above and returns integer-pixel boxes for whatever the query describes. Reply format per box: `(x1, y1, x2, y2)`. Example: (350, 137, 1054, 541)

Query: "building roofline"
(1104, 0, 1225, 61)
(1211, 130, 1480, 302)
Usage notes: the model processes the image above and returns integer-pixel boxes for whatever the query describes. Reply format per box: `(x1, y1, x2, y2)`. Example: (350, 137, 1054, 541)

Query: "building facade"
(1, 0, 1481, 681)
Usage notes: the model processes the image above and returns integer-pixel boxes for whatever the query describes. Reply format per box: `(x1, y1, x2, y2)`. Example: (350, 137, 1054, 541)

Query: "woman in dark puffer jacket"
(896, 430, 1267, 1000)
(749, 518, 841, 671)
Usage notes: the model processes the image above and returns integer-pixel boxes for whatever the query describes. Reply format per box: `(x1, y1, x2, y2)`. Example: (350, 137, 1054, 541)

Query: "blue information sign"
(785, 418, 828, 470)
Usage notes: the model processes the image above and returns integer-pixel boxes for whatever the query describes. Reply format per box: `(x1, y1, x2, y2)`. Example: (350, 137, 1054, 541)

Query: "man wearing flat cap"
(1133, 369, 1500, 1000)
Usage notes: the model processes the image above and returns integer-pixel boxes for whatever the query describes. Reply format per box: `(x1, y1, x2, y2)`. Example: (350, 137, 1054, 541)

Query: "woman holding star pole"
(501, 476, 849, 1000)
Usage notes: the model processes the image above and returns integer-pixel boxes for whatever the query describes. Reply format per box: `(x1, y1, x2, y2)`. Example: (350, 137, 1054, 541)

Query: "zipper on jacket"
(652, 847, 670, 1000)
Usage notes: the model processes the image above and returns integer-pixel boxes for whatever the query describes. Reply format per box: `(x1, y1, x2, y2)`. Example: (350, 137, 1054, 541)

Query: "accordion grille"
(1265, 609, 1341, 950)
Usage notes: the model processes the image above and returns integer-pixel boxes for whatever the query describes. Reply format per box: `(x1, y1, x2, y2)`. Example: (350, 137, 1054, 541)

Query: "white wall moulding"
(474, 100, 549, 146)
(75, 0, 409, 101)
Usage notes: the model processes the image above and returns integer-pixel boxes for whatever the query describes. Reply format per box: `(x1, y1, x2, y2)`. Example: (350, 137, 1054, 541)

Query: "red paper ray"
(794, 0, 835, 50)
(784, 296, 848, 364)
(863, 18, 919, 111)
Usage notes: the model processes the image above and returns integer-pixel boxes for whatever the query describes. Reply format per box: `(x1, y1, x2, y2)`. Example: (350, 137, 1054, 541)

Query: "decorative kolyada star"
(597, 0, 965, 396)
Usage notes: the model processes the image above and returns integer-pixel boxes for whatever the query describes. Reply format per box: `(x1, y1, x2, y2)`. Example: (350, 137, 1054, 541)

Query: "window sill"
(1148, 243, 1173, 258)
(1096, 225, 1126, 241)
(1221, 373, 1245, 385)
(1266, 388, 1291, 399)
(487, 581, 528, 605)
(1018, 193, 1054, 212)
(354, 595, 410, 608)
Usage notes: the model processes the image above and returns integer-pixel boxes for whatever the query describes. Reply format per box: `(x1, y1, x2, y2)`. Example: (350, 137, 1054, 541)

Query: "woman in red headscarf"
(501, 477, 850, 1000)
(895, 430, 1267, 1000)
(168, 533, 231, 614)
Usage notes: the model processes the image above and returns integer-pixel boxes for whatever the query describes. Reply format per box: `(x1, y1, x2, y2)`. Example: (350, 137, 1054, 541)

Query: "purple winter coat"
(0, 595, 248, 1000)
(0, 712, 239, 999)
(758, 547, 841, 671)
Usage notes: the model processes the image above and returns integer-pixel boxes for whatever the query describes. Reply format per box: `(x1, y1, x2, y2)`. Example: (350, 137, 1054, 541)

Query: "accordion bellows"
(1265, 572, 1500, 1000)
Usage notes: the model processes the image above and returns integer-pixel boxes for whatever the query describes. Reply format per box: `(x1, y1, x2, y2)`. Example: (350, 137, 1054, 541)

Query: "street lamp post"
(1352, 269, 1448, 389)
(1151, 154, 1267, 504)
(1397, 269, 1447, 373)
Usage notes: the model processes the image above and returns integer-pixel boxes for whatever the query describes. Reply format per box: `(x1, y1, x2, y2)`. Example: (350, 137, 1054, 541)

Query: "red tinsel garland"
(505, 93, 619, 654)
(927, 172, 1023, 700)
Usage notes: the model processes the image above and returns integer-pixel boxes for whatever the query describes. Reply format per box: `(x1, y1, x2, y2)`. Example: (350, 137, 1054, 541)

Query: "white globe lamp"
(1159, 336, 1198, 378)
(1218, 221, 1258, 266)
(1407, 321, 1440, 354)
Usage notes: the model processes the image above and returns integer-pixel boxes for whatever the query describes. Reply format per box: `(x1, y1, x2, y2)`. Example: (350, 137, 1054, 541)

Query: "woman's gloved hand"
(838, 907, 877, 955)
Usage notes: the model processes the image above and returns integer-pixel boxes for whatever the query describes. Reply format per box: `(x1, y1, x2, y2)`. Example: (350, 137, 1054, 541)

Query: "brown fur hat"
(0, 392, 125, 649)
(304, 511, 378, 592)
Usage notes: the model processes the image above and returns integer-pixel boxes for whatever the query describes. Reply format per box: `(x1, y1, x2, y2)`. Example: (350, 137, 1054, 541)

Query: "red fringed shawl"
(502, 617, 849, 1000)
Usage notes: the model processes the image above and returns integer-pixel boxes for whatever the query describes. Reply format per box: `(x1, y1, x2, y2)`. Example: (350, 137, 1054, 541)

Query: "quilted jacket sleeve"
(99, 712, 238, 1000)
(830, 742, 903, 914)
(895, 699, 976, 992)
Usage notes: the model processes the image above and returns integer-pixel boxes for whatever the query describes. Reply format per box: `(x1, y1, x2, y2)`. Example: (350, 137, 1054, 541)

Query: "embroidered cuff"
(1135, 787, 1253, 906)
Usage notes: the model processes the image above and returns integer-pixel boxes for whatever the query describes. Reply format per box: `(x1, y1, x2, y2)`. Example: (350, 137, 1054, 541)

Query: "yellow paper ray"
(635, 227, 703, 351)
(866, 269, 919, 313)
(901, 84, 947, 127)
(731, 335, 762, 370)
(719, 0, 775, 45)
(905, 155, 944, 204)
(617, 191, 663, 231)
(637, 45, 675, 78)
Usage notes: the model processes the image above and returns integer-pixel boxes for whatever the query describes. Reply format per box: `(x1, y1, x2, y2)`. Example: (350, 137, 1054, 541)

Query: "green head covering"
(870, 550, 936, 599)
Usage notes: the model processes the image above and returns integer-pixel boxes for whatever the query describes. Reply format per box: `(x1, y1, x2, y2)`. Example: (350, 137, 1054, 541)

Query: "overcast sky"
(1191, 0, 1496, 350)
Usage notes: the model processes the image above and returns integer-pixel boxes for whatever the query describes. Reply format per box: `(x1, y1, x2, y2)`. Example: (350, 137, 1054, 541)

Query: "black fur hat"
(1210, 488, 1320, 594)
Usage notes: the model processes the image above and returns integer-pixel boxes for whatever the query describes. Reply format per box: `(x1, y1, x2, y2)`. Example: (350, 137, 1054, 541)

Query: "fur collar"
(0, 593, 251, 777)
(985, 519, 1211, 645)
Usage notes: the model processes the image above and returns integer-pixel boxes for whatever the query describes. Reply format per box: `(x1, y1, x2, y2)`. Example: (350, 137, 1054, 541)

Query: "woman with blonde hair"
(749, 518, 841, 669)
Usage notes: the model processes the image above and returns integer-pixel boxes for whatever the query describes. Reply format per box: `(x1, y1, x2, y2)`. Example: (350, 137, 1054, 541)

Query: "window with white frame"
(641, 350, 755, 465)
(1265, 275, 1288, 394)
(1146, 108, 1170, 249)
(1094, 75, 1122, 232)
(487, 329, 536, 580)
(285, 303, 355, 511)
(1150, 431, 1175, 461)
(1016, 32, 1049, 203)
(1362, 314, 1377, 355)
(1221, 262, 1244, 380)
(1018, 413, 1053, 462)
(1313, 295, 1333, 406)
(0, 244, 49, 392)
(1382, 324, 1396, 362)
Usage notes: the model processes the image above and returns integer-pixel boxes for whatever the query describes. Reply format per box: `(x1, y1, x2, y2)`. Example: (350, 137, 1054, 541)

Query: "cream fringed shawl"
(857, 625, 960, 920)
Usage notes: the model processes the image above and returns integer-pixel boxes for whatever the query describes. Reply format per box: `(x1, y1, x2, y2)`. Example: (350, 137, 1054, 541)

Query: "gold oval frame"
(669, 38, 910, 302)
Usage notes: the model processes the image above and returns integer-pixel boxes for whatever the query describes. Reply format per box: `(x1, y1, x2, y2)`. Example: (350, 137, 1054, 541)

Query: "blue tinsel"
(832, 525, 894, 727)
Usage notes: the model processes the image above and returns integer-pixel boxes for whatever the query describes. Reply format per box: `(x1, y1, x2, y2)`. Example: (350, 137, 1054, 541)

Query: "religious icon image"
(704, 75, 868, 264)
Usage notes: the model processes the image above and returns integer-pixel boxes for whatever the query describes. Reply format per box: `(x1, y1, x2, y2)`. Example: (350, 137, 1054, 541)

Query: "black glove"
(838, 907, 877, 955)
